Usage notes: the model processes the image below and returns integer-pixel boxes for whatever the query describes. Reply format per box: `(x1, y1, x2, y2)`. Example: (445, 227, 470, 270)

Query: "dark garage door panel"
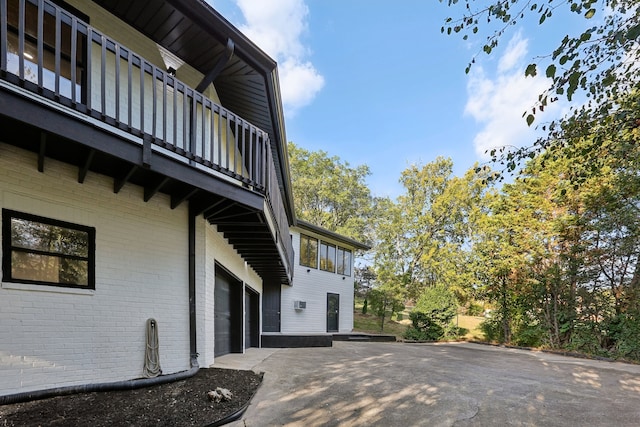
(215, 273, 232, 357)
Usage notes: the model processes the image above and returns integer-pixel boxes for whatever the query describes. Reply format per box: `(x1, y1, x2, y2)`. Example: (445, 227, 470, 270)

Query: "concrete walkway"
(213, 347, 280, 371)
(225, 341, 640, 427)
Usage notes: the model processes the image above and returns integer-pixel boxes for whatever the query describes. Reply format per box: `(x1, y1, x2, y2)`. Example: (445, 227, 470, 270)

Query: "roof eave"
(295, 220, 371, 250)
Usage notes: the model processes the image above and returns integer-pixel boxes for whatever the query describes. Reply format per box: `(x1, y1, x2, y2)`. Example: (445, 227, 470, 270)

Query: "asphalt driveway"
(229, 341, 640, 426)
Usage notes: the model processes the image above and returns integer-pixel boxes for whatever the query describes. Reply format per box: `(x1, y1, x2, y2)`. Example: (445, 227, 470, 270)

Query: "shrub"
(455, 327, 469, 337)
(480, 317, 503, 343)
(403, 285, 458, 341)
(466, 302, 484, 317)
(607, 313, 640, 360)
(404, 311, 445, 341)
(513, 323, 544, 348)
(569, 321, 609, 357)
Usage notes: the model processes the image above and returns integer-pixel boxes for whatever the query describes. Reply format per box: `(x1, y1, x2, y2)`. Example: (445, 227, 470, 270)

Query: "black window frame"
(319, 240, 336, 273)
(2, 209, 96, 289)
(5, 0, 89, 104)
(336, 246, 352, 276)
(299, 233, 318, 269)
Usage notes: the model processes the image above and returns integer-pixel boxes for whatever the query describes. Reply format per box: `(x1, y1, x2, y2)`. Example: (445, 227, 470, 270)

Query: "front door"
(262, 282, 281, 332)
(327, 293, 340, 332)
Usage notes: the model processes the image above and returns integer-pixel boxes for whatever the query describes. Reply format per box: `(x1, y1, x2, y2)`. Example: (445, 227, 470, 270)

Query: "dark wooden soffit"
(91, 0, 294, 222)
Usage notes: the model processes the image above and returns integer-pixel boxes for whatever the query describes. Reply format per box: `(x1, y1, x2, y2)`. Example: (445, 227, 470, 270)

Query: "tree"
(288, 142, 374, 243)
(471, 106, 640, 354)
(368, 284, 405, 333)
(441, 1, 640, 176)
(373, 158, 490, 302)
(441, 0, 639, 122)
(354, 265, 376, 298)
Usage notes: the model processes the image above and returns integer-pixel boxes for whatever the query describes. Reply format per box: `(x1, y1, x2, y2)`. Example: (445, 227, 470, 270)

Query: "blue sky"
(210, 1, 589, 197)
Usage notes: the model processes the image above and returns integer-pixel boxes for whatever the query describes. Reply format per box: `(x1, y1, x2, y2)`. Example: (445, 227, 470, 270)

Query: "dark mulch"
(0, 368, 262, 427)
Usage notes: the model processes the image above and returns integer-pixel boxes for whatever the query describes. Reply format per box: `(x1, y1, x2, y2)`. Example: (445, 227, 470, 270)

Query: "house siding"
(281, 231, 354, 334)
(0, 143, 191, 396)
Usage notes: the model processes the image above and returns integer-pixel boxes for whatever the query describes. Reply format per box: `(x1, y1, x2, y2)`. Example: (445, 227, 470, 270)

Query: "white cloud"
(232, 0, 324, 116)
(465, 32, 561, 160)
(279, 59, 325, 111)
(497, 32, 528, 74)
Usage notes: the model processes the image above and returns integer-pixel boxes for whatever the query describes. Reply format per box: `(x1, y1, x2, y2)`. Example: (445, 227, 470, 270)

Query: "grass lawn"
(353, 310, 409, 339)
(456, 315, 485, 340)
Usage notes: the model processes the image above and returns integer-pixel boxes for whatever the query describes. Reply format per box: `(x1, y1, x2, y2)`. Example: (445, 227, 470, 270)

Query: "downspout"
(188, 203, 200, 369)
(0, 207, 201, 406)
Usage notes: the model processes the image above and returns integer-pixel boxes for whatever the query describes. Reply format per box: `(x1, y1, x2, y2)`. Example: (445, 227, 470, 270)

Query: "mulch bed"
(0, 368, 262, 427)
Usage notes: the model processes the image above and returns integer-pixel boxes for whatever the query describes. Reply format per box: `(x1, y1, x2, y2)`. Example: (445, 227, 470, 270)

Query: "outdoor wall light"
(306, 269, 310, 273)
(342, 276, 346, 280)
(157, 43, 184, 76)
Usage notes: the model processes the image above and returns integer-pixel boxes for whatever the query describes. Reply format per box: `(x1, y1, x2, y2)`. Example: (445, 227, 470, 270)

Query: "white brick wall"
(281, 230, 355, 334)
(0, 144, 191, 396)
(194, 213, 263, 367)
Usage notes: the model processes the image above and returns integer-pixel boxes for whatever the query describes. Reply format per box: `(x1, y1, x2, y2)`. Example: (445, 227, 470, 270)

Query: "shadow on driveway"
(231, 341, 640, 426)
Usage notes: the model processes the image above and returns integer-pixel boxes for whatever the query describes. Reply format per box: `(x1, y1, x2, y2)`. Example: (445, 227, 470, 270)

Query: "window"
(337, 247, 352, 276)
(319, 241, 336, 272)
(6, 0, 87, 101)
(299, 234, 318, 268)
(2, 209, 95, 289)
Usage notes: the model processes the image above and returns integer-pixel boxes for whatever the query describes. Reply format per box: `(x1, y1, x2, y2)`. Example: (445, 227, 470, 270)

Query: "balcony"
(0, 0, 294, 284)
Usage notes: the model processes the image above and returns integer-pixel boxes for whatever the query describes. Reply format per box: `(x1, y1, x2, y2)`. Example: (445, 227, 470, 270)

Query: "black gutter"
(0, 367, 199, 405)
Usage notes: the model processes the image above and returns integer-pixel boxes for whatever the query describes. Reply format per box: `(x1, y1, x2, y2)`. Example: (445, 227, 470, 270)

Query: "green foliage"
(362, 299, 368, 315)
(441, 1, 640, 187)
(404, 312, 444, 341)
(513, 324, 545, 348)
(339, 85, 640, 361)
(604, 313, 640, 360)
(354, 265, 376, 297)
(287, 142, 374, 243)
(440, 0, 640, 126)
(569, 321, 609, 357)
(404, 285, 459, 341)
(479, 317, 503, 343)
(373, 158, 491, 303)
(368, 287, 405, 333)
(414, 284, 458, 325)
(455, 327, 470, 337)
(569, 311, 640, 359)
(466, 302, 484, 317)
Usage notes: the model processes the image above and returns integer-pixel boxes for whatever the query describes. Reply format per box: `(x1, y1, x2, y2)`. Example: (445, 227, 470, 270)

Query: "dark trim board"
(332, 333, 397, 343)
(261, 335, 333, 348)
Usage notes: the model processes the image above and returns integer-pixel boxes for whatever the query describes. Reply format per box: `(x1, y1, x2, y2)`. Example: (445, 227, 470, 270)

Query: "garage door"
(214, 268, 242, 357)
